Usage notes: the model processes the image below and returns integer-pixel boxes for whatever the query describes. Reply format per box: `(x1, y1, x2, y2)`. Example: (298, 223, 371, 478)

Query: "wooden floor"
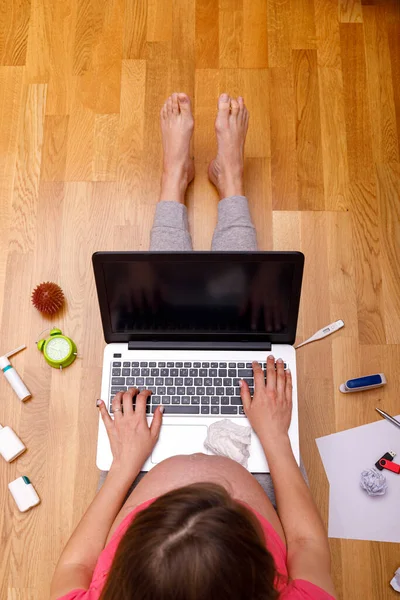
(0, 0, 399, 598)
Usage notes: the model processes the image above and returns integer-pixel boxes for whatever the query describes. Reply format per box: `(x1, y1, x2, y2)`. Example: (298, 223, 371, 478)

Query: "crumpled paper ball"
(390, 567, 400, 592)
(360, 467, 387, 497)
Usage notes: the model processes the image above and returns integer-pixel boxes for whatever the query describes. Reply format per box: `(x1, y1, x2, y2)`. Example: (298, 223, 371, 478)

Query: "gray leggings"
(147, 195, 285, 507)
(150, 196, 257, 251)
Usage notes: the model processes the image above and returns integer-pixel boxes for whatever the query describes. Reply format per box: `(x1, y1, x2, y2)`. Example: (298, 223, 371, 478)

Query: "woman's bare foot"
(159, 92, 195, 204)
(208, 93, 249, 200)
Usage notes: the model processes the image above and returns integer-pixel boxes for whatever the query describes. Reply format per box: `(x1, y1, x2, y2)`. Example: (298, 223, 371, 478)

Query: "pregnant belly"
(107, 454, 285, 545)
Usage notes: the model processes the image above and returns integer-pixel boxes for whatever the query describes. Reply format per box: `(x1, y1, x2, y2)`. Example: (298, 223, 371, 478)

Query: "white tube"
(0, 356, 31, 402)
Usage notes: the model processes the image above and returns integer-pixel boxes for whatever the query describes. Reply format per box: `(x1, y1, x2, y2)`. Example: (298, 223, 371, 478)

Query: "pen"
(375, 408, 400, 430)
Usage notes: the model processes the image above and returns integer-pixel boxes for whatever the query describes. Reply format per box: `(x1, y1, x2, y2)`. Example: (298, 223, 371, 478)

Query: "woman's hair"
(100, 482, 279, 600)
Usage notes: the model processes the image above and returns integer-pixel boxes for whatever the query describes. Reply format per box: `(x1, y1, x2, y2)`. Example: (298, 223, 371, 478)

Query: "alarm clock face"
(46, 337, 71, 362)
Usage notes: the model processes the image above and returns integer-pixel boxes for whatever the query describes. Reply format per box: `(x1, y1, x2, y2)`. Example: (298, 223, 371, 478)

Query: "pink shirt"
(59, 498, 335, 600)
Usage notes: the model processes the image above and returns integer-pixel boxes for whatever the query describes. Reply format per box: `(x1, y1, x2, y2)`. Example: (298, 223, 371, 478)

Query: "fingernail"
(268, 355, 274, 360)
(96, 399, 102, 407)
(239, 380, 243, 387)
(287, 368, 291, 374)
(159, 406, 165, 414)
(277, 358, 283, 364)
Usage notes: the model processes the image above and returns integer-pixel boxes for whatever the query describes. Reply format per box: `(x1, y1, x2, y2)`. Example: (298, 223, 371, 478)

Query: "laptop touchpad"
(151, 425, 208, 464)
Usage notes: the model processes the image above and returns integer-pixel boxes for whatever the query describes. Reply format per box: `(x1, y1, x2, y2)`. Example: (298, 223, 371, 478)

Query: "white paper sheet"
(316, 416, 400, 542)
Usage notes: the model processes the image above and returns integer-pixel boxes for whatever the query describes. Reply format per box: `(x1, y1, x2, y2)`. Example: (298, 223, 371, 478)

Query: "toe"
(172, 92, 179, 115)
(177, 93, 192, 114)
(230, 98, 239, 116)
(160, 102, 168, 120)
(167, 96, 173, 116)
(217, 93, 231, 120)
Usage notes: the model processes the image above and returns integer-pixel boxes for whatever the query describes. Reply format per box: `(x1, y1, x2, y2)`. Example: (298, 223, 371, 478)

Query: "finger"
(252, 361, 265, 389)
(285, 368, 293, 405)
(135, 389, 152, 419)
(112, 392, 124, 418)
(97, 400, 114, 433)
(122, 387, 138, 416)
(266, 354, 276, 392)
(150, 405, 164, 439)
(239, 379, 252, 413)
(276, 358, 285, 397)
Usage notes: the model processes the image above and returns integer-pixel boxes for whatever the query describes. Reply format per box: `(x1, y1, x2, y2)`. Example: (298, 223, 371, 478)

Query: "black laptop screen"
(93, 253, 304, 344)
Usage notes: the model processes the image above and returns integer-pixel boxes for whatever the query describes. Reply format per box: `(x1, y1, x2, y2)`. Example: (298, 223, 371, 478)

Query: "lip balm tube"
(0, 356, 31, 401)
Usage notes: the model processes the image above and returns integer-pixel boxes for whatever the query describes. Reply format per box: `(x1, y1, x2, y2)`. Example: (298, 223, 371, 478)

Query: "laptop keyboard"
(109, 360, 287, 416)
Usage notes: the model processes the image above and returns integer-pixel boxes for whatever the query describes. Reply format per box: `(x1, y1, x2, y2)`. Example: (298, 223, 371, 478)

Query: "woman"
(51, 93, 336, 600)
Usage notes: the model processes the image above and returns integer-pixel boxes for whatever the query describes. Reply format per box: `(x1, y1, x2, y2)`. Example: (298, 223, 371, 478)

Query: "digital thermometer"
(339, 373, 387, 393)
(295, 320, 344, 349)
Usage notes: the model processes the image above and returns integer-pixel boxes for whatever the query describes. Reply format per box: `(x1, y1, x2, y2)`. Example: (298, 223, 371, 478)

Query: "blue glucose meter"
(339, 373, 387, 393)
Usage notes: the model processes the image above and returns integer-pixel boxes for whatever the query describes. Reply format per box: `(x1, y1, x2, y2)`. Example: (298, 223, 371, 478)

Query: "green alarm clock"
(37, 328, 78, 369)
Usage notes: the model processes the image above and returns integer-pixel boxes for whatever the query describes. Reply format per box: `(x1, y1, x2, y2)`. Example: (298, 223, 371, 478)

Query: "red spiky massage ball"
(31, 282, 65, 315)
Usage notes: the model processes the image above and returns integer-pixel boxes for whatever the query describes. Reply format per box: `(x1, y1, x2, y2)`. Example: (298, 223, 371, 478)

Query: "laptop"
(93, 251, 304, 473)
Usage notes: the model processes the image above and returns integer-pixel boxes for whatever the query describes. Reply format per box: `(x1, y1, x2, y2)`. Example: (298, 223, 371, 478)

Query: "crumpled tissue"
(204, 419, 252, 468)
(391, 567, 400, 593)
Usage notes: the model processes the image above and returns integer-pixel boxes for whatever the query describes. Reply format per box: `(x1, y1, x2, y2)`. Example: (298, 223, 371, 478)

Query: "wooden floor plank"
(318, 67, 349, 210)
(347, 181, 386, 345)
(40, 115, 69, 181)
(376, 163, 400, 344)
(117, 59, 146, 181)
(219, 7, 242, 68)
(340, 23, 374, 182)
(64, 77, 95, 181)
(363, 4, 399, 164)
(269, 67, 298, 210)
(290, 0, 317, 49)
(314, 0, 342, 69)
(246, 157, 273, 249)
(241, 0, 268, 68)
(195, 0, 219, 68)
(11, 82, 47, 252)
(0, 67, 23, 303)
(44, 0, 76, 115)
(0, 0, 31, 66)
(77, 0, 124, 115)
(339, 0, 363, 23)
(387, 22, 400, 159)
(267, 0, 291, 68)
(93, 114, 119, 181)
(73, 0, 106, 75)
(171, 0, 195, 63)
(122, 0, 147, 59)
(293, 50, 324, 210)
(146, 0, 172, 43)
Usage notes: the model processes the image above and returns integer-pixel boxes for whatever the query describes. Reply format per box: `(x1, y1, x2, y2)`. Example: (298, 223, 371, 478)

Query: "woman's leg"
(149, 92, 195, 251)
(208, 93, 257, 251)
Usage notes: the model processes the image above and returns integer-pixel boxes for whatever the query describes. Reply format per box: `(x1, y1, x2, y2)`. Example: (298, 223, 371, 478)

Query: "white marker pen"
(0, 354, 31, 402)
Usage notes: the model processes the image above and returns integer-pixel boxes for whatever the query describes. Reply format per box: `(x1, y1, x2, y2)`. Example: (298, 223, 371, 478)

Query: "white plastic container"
(0, 355, 31, 401)
(0, 424, 26, 462)
(8, 476, 40, 512)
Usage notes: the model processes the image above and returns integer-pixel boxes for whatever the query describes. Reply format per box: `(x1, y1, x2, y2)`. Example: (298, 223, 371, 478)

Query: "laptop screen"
(93, 252, 304, 345)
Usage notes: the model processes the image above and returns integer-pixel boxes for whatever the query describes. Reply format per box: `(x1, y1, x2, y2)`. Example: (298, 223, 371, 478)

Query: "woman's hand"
(97, 388, 164, 481)
(240, 355, 292, 447)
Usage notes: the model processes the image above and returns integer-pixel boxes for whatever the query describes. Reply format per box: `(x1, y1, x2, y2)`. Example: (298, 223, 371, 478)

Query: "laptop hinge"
(127, 341, 272, 351)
